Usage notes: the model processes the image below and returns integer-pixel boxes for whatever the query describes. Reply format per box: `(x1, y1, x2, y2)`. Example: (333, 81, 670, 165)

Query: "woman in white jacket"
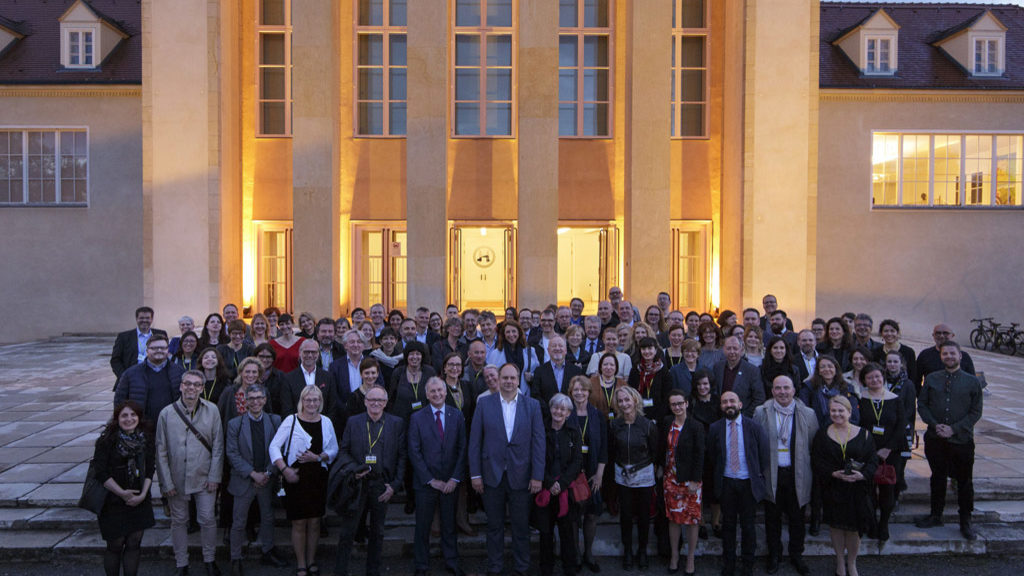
(269, 385, 338, 576)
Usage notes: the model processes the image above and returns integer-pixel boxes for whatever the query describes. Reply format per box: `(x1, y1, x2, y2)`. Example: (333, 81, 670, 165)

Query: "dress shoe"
(915, 515, 944, 529)
(766, 555, 780, 574)
(230, 560, 244, 576)
(878, 523, 890, 542)
(622, 552, 634, 571)
(583, 558, 601, 573)
(176, 567, 190, 576)
(260, 548, 289, 568)
(637, 552, 649, 569)
(960, 521, 978, 541)
(791, 557, 810, 576)
(205, 562, 222, 576)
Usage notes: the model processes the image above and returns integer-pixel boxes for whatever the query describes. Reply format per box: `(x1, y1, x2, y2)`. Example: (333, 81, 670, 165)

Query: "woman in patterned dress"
(663, 389, 705, 574)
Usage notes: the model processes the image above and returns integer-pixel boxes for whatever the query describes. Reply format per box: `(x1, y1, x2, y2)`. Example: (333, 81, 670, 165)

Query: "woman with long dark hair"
(171, 330, 200, 372)
(817, 317, 854, 371)
(197, 313, 228, 350)
(93, 400, 155, 576)
(486, 320, 540, 393)
(759, 337, 800, 400)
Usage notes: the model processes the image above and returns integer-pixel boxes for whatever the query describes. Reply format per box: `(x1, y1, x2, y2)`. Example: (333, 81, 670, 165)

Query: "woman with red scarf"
(628, 337, 674, 423)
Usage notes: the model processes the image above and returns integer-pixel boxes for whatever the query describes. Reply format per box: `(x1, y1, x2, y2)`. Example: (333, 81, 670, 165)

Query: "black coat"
(658, 416, 705, 484)
(110, 328, 168, 382)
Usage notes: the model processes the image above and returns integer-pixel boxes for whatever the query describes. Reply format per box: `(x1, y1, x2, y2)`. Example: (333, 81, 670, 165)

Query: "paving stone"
(0, 507, 44, 528)
(976, 500, 1024, 523)
(25, 446, 94, 464)
(0, 529, 72, 549)
(19, 483, 83, 507)
(0, 463, 76, 483)
(0, 483, 40, 506)
(0, 446, 44, 466)
(51, 462, 89, 483)
(29, 507, 99, 529)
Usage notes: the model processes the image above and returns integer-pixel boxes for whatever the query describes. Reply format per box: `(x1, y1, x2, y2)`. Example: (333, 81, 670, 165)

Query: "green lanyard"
(367, 420, 384, 455)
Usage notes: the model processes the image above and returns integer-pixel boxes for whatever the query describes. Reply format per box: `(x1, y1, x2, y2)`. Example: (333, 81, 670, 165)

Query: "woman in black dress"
(627, 337, 673, 423)
(270, 385, 339, 576)
(857, 363, 906, 542)
(568, 375, 608, 572)
(812, 395, 877, 576)
(93, 400, 155, 576)
(689, 370, 720, 539)
(759, 336, 800, 400)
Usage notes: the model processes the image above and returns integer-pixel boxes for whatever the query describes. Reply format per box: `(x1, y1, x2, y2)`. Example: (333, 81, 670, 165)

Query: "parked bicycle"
(970, 317, 1019, 355)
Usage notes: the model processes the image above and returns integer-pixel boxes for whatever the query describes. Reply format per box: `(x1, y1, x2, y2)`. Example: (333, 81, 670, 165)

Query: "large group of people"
(95, 291, 984, 576)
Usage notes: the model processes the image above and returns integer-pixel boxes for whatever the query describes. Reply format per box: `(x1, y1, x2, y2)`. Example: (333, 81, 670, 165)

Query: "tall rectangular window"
(65, 29, 95, 68)
(453, 0, 515, 137)
(974, 38, 1001, 75)
(356, 0, 408, 136)
(871, 132, 1024, 209)
(558, 0, 612, 137)
(258, 0, 292, 136)
(671, 0, 708, 138)
(0, 129, 87, 206)
(865, 37, 892, 74)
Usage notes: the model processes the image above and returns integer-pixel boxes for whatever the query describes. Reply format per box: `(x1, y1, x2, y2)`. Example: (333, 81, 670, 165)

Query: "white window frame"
(354, 0, 408, 137)
(256, 0, 292, 137)
(971, 35, 1003, 77)
(558, 0, 614, 139)
(671, 0, 710, 139)
(62, 26, 98, 69)
(670, 220, 711, 312)
(0, 127, 89, 207)
(869, 131, 1024, 210)
(863, 34, 897, 76)
(451, 0, 517, 138)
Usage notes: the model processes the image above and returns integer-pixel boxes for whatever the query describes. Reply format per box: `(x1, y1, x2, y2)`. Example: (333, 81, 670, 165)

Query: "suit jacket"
(712, 358, 765, 418)
(315, 342, 346, 371)
(110, 328, 168, 380)
(668, 362, 698, 397)
(225, 413, 282, 497)
(659, 415, 705, 483)
(327, 355, 364, 409)
(408, 404, 467, 487)
(753, 399, 818, 507)
(468, 392, 546, 490)
(791, 350, 818, 384)
(707, 415, 770, 503)
(532, 361, 584, 405)
(337, 412, 407, 488)
(280, 366, 336, 419)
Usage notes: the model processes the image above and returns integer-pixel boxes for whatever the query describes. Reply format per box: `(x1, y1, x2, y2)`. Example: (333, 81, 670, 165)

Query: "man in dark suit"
(792, 330, 819, 384)
(762, 310, 798, 352)
(708, 391, 770, 576)
(225, 383, 287, 574)
(713, 337, 765, 418)
(110, 306, 168, 389)
(333, 385, 407, 576)
(328, 329, 370, 409)
(531, 335, 582, 422)
(413, 307, 442, 350)
(280, 339, 335, 418)
(408, 377, 467, 576)
(469, 363, 546, 576)
(314, 318, 345, 371)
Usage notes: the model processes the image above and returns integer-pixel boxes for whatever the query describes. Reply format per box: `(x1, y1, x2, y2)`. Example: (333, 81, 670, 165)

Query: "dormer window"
(865, 35, 895, 75)
(65, 27, 96, 68)
(973, 36, 1002, 76)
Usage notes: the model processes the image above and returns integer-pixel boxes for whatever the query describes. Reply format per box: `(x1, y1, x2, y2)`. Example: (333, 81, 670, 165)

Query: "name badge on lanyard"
(581, 445, 590, 454)
(365, 455, 377, 464)
(642, 398, 654, 409)
(872, 426, 885, 436)
(411, 401, 422, 411)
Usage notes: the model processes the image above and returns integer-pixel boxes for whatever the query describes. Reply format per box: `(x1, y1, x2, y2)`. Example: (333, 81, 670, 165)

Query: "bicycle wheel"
(970, 328, 986, 350)
(996, 333, 1017, 355)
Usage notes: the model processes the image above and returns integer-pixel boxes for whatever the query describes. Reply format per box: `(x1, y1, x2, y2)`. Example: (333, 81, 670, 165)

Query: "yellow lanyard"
(870, 398, 884, 426)
(367, 420, 385, 455)
(202, 382, 216, 402)
(581, 414, 589, 439)
(408, 371, 421, 400)
(838, 426, 850, 461)
(602, 381, 615, 410)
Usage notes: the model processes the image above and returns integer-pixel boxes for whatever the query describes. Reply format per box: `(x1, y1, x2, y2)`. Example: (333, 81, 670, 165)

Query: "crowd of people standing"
(94, 291, 984, 576)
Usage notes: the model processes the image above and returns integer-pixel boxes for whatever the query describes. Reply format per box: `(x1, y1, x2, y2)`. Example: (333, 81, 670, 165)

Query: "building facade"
(0, 0, 1019, 343)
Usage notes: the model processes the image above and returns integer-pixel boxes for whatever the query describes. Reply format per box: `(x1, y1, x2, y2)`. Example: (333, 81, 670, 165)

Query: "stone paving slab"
(0, 507, 43, 528)
(50, 462, 89, 484)
(0, 483, 40, 506)
(18, 483, 84, 507)
(0, 463, 76, 484)
(25, 446, 94, 464)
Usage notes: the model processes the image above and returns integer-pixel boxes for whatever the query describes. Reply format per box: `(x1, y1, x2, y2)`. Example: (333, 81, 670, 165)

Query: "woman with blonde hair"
(609, 385, 658, 570)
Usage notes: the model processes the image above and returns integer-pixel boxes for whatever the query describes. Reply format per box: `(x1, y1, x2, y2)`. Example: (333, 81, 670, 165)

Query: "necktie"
(435, 409, 444, 443)
(588, 341, 595, 354)
(728, 420, 740, 475)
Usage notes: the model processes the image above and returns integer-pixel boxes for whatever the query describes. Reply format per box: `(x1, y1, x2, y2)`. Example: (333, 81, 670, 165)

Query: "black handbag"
(77, 459, 108, 515)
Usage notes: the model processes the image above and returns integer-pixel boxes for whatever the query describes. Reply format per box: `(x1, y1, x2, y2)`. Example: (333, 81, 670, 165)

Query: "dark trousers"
(413, 487, 459, 572)
(618, 485, 652, 555)
(720, 477, 757, 571)
(335, 483, 389, 576)
(924, 437, 975, 520)
(764, 467, 805, 559)
(482, 474, 531, 574)
(536, 498, 576, 576)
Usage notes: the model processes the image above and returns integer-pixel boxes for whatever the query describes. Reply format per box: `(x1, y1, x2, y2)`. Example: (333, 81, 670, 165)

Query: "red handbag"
(873, 463, 897, 485)
(569, 472, 592, 502)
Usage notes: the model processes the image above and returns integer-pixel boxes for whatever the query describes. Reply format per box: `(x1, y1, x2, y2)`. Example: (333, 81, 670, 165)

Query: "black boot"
(808, 509, 821, 537)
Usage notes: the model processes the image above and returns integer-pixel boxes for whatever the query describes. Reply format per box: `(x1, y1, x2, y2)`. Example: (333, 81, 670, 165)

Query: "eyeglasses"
(257, 354, 275, 360)
(669, 402, 687, 407)
(148, 346, 168, 351)
(247, 396, 266, 402)
(366, 398, 387, 404)
(182, 381, 204, 388)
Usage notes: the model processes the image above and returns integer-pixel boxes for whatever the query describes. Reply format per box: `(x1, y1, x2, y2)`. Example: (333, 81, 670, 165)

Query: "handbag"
(873, 463, 897, 485)
(569, 471, 592, 502)
(77, 459, 108, 515)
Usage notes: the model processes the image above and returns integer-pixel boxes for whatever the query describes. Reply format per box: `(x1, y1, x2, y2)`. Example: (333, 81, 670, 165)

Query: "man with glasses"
(157, 370, 224, 576)
(332, 385, 407, 576)
(111, 306, 168, 389)
(115, 334, 184, 424)
(915, 341, 983, 540)
(225, 383, 287, 574)
(915, 324, 976, 395)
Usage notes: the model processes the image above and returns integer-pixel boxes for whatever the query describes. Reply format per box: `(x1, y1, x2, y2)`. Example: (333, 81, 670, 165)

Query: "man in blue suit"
(708, 391, 770, 576)
(408, 377, 467, 576)
(469, 363, 546, 576)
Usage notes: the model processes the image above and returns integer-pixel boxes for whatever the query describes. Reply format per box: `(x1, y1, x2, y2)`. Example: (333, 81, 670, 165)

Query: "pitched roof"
(0, 0, 140, 85)
(820, 2, 1024, 90)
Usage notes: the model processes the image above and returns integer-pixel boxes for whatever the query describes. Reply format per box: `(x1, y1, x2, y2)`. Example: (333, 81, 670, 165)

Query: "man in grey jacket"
(754, 375, 818, 576)
(157, 370, 225, 576)
(225, 383, 287, 575)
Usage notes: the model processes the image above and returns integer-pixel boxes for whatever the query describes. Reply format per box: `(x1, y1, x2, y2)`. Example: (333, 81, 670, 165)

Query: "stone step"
(0, 521, 1013, 561)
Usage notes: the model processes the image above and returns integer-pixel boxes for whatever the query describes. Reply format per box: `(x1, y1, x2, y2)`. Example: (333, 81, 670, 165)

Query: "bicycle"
(970, 317, 996, 350)
(997, 322, 1021, 356)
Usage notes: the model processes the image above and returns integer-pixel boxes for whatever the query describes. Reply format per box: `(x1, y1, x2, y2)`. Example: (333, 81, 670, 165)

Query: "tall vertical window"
(671, 0, 708, 138)
(558, 0, 612, 137)
(973, 38, 1001, 76)
(356, 0, 408, 136)
(0, 129, 88, 206)
(257, 0, 292, 136)
(453, 0, 515, 137)
(865, 36, 893, 74)
(65, 29, 95, 68)
(871, 132, 1024, 208)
